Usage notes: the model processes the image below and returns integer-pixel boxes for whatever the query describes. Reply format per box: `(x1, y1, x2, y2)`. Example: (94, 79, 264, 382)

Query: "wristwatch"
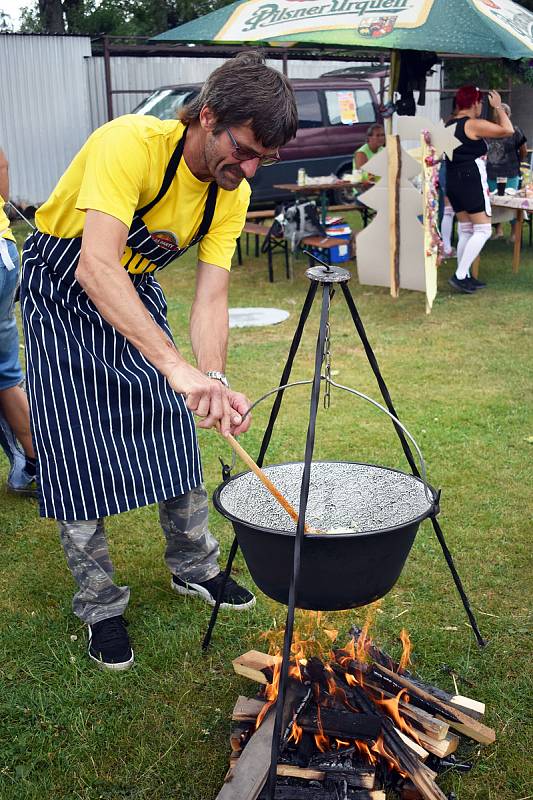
(205, 370, 230, 388)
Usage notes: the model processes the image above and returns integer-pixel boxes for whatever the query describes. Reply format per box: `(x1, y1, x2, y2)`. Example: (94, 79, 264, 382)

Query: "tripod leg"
(257, 281, 318, 467)
(340, 282, 486, 647)
(201, 536, 240, 651)
(266, 285, 331, 800)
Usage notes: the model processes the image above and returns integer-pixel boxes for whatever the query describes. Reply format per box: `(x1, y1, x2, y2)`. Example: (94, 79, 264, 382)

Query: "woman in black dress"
(445, 86, 513, 293)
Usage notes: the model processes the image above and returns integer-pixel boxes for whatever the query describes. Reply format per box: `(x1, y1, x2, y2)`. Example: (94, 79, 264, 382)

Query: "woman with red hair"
(445, 86, 513, 293)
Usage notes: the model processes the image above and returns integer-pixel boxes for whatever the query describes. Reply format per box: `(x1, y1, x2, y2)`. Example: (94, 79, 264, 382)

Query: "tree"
(18, 0, 236, 35)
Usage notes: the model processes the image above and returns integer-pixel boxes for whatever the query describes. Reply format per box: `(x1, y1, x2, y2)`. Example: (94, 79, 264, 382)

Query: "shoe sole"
(88, 648, 135, 671)
(171, 578, 256, 611)
(448, 279, 475, 294)
(6, 485, 38, 498)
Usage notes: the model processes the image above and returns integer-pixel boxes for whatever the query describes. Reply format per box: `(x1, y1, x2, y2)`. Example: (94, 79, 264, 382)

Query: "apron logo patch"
(151, 230, 179, 251)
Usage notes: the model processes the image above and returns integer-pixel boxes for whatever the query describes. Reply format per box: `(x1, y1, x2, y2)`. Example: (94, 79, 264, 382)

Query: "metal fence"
(0, 33, 92, 207)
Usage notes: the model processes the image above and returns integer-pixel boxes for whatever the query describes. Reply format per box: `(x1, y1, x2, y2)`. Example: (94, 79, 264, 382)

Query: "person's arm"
(355, 150, 368, 169)
(75, 210, 240, 435)
(190, 260, 251, 435)
(466, 90, 513, 140)
(0, 148, 9, 201)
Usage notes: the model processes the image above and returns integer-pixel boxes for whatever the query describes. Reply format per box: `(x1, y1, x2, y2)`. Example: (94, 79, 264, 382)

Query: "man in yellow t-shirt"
(21, 52, 298, 670)
(0, 148, 37, 496)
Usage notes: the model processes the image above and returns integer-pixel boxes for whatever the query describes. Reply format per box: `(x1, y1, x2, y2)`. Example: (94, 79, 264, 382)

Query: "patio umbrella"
(152, 0, 533, 59)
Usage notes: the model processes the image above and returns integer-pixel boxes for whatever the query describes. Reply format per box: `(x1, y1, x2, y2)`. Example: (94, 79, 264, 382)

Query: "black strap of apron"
(136, 125, 218, 240)
(136, 126, 188, 218)
(195, 181, 218, 240)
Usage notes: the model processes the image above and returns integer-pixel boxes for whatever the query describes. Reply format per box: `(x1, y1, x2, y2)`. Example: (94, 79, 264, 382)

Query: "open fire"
(219, 624, 495, 800)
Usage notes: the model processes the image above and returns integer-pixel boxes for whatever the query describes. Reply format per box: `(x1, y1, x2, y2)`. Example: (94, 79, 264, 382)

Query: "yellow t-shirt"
(36, 116, 250, 272)
(0, 198, 15, 242)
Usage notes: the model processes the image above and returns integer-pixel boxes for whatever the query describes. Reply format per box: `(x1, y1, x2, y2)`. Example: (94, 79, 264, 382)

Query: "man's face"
(203, 117, 279, 191)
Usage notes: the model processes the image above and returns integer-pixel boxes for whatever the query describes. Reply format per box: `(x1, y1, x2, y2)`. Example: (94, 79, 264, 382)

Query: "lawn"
(1, 217, 532, 800)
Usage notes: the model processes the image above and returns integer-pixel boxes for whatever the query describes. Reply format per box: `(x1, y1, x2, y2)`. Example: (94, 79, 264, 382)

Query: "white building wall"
(0, 33, 92, 206)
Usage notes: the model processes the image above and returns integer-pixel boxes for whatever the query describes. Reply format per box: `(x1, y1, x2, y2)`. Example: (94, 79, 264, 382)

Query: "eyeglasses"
(224, 127, 280, 167)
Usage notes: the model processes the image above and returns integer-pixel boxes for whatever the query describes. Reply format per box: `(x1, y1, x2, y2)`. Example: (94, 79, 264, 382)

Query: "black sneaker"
(448, 275, 476, 294)
(467, 275, 487, 289)
(171, 573, 256, 611)
(87, 615, 134, 671)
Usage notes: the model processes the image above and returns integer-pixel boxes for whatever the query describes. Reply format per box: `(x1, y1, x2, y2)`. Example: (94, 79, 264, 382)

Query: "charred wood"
(298, 707, 381, 741)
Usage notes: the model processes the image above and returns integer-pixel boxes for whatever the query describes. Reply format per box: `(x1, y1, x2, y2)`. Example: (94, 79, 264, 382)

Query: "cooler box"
(325, 224, 352, 263)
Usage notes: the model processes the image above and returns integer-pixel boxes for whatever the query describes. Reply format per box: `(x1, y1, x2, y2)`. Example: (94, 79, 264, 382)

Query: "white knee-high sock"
(441, 205, 455, 253)
(456, 223, 492, 280)
(456, 222, 473, 273)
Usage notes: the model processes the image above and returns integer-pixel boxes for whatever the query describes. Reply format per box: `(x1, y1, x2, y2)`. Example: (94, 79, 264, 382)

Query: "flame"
(313, 705, 330, 753)
(398, 629, 412, 673)
(354, 739, 377, 765)
(371, 735, 404, 773)
(289, 721, 303, 745)
(375, 688, 421, 743)
(356, 621, 372, 663)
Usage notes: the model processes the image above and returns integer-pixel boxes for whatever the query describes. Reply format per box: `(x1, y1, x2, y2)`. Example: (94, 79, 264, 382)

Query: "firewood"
(417, 731, 459, 759)
(232, 650, 280, 685)
(298, 707, 381, 741)
(230, 721, 254, 752)
(372, 665, 495, 745)
(364, 679, 450, 740)
(276, 764, 325, 781)
(232, 696, 267, 721)
(343, 681, 448, 800)
(216, 707, 275, 800)
(393, 727, 429, 761)
(350, 627, 485, 719)
(261, 789, 385, 800)
(399, 780, 424, 799)
(450, 695, 485, 718)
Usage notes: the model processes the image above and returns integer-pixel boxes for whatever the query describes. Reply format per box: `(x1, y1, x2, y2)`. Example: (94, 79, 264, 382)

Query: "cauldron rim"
(213, 459, 436, 538)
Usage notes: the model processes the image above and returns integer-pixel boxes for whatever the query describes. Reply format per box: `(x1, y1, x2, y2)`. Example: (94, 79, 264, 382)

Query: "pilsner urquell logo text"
(242, 0, 410, 32)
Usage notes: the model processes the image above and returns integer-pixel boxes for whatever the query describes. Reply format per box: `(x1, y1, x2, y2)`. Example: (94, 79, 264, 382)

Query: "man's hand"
(166, 364, 248, 436)
(227, 389, 252, 436)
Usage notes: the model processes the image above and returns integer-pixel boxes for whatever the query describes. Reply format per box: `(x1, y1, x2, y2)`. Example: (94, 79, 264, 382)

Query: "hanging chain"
(323, 287, 334, 409)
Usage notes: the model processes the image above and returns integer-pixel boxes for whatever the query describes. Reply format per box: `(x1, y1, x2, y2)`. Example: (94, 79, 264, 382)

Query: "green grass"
(1, 218, 532, 799)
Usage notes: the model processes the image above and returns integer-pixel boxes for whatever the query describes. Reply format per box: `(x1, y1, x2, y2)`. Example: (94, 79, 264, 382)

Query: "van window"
(325, 89, 376, 126)
(295, 90, 323, 129)
(133, 89, 198, 120)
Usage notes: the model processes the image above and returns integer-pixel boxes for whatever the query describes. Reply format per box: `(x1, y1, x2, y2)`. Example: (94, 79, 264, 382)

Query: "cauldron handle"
(232, 378, 436, 511)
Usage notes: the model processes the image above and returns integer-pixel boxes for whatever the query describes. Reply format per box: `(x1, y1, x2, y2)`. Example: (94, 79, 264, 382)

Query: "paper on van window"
(337, 91, 358, 125)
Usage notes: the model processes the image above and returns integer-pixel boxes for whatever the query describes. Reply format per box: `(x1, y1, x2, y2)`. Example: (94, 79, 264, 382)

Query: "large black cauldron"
(213, 460, 436, 611)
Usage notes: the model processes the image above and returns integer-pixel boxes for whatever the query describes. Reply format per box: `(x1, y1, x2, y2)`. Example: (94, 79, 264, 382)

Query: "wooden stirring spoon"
(221, 431, 312, 533)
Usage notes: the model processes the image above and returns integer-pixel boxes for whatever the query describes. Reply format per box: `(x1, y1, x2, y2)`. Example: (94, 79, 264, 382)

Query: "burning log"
(370, 665, 495, 745)
(297, 707, 381, 741)
(262, 788, 385, 800)
(350, 626, 485, 719)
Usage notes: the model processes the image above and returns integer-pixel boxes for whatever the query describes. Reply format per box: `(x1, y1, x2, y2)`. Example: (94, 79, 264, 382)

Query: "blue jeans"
(0, 238, 23, 391)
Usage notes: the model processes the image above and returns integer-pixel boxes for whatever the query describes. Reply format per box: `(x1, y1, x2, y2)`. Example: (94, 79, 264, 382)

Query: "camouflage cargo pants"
(58, 485, 220, 624)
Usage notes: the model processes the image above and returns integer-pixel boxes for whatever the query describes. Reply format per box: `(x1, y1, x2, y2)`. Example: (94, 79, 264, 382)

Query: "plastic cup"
(496, 177, 506, 196)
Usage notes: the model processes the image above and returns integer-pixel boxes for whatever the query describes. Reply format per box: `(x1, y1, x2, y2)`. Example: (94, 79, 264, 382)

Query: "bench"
(236, 222, 289, 282)
(236, 222, 351, 281)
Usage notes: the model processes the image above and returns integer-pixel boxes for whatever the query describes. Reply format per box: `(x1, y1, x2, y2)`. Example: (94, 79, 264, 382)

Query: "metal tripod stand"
(202, 256, 486, 800)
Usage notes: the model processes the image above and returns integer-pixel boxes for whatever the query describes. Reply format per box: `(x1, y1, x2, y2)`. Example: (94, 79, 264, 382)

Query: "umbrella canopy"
(152, 0, 533, 59)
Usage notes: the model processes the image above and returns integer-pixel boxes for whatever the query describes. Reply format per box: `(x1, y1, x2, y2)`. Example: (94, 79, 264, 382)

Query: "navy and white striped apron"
(20, 127, 219, 521)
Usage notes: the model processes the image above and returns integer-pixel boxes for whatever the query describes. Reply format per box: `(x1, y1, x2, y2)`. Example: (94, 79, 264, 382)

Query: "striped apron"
(20, 127, 219, 521)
